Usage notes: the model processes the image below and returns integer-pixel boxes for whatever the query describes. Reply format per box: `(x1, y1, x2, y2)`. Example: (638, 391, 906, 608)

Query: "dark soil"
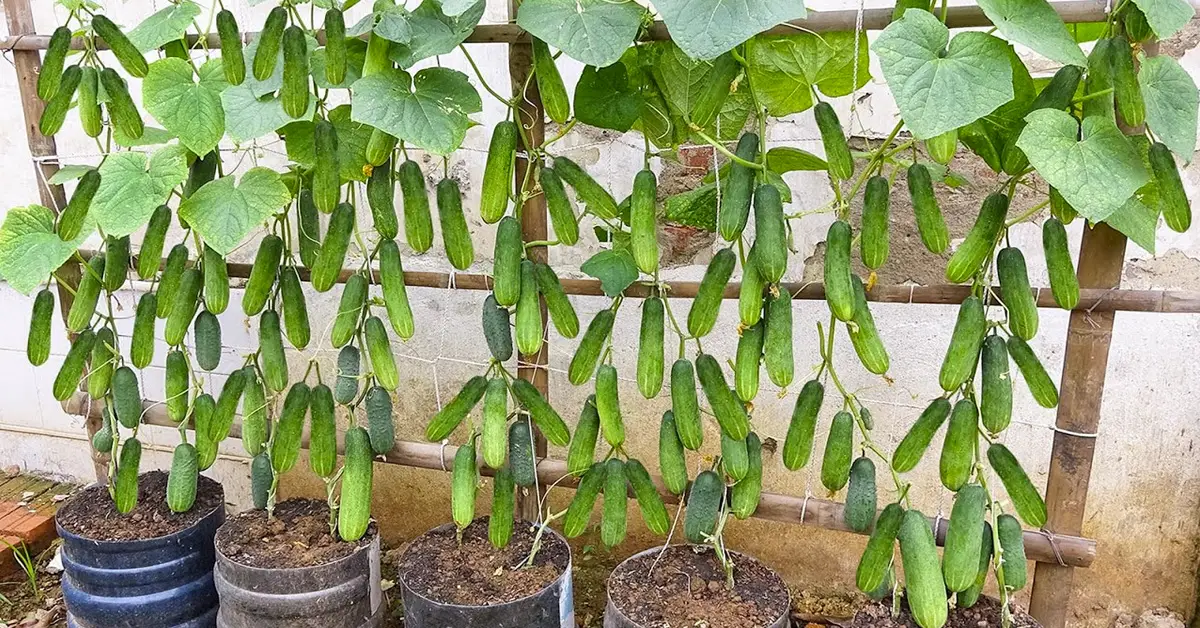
(606, 545, 790, 628)
(851, 595, 1042, 628)
(397, 517, 569, 607)
(215, 499, 376, 569)
(55, 471, 223, 542)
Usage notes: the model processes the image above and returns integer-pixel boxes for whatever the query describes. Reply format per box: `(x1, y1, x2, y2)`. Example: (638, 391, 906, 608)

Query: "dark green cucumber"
(824, 220, 856, 321)
(313, 121, 340, 213)
(58, 168, 99, 242)
(259, 310, 288, 393)
(130, 293, 156, 370)
(695, 353, 750, 441)
(426, 376, 488, 441)
(659, 411, 688, 495)
(815, 102, 854, 181)
(332, 273, 368, 349)
(845, 456, 877, 533)
(53, 330, 94, 401)
(99, 68, 143, 140)
(39, 64, 80, 136)
(87, 328, 115, 400)
(253, 7, 287, 81)
(511, 379, 570, 447)
(1007, 336, 1059, 408)
(939, 398, 978, 492)
(980, 334, 1013, 434)
(509, 419, 537, 487)
(78, 66, 102, 138)
(243, 235, 283, 316)
(908, 163, 949, 254)
(217, 10, 245, 85)
(988, 443, 1048, 527)
(137, 205, 171, 279)
(297, 189, 321, 268)
(718, 133, 759, 242)
(601, 458, 627, 547)
(27, 289, 53, 367)
(92, 15, 147, 77)
(567, 396, 600, 475)
(687, 248, 736, 338)
(532, 39, 569, 124)
(763, 287, 794, 387)
(739, 254, 765, 327)
(312, 202, 354, 292)
(368, 160, 399, 240)
(438, 178, 474, 270)
(339, 426, 374, 541)
(594, 365, 624, 448)
(630, 170, 659, 275)
(626, 458, 669, 535)
(783, 379, 824, 470)
(482, 294, 514, 362)
(114, 439, 142, 514)
(945, 193, 1008, 284)
(366, 385, 395, 454)
(67, 254, 103, 333)
(163, 268, 202, 347)
(489, 465, 515, 548)
(568, 309, 614, 385)
(861, 175, 891, 269)
(943, 484, 987, 592)
(939, 296, 986, 392)
(731, 432, 763, 520)
(279, 266, 310, 349)
(1152, 141, 1190, 233)
(155, 245, 188, 321)
(241, 367, 267, 456)
(563, 462, 605, 537)
(112, 366, 141, 429)
(997, 514, 1028, 590)
(998, 247, 1038, 340)
(364, 316, 398, 390)
(637, 297, 665, 399)
(334, 345, 361, 406)
(721, 432, 749, 482)
(1043, 218, 1079, 310)
(553, 156, 619, 219)
(753, 184, 787, 283)
(821, 411, 854, 492)
(848, 275, 889, 375)
(892, 397, 952, 473)
(280, 26, 310, 118)
(735, 321, 764, 403)
(38, 27, 71, 101)
(856, 502, 904, 593)
(535, 262, 579, 338)
(514, 261, 542, 357)
(684, 470, 722, 544)
(399, 160, 434, 253)
(324, 9, 347, 86)
(492, 216, 522, 307)
(165, 349, 189, 423)
(379, 240, 414, 339)
(271, 382, 310, 474)
(541, 167, 579, 246)
(670, 359, 703, 451)
(898, 509, 948, 628)
(480, 121, 517, 224)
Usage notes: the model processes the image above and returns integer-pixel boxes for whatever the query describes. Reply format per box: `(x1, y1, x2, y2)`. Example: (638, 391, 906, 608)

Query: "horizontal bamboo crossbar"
(63, 393, 1097, 568)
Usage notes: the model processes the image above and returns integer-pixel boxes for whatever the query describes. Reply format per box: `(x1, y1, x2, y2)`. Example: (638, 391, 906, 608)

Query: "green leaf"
(142, 58, 227, 156)
(574, 64, 642, 133)
(178, 168, 291, 256)
(441, 0, 478, 17)
(649, 43, 737, 131)
(665, 184, 718, 232)
(91, 145, 189, 237)
(127, 1, 202, 52)
(222, 83, 313, 143)
(1068, 22, 1108, 43)
(1131, 0, 1195, 39)
(581, 249, 639, 297)
(113, 125, 176, 148)
(873, 9, 1014, 139)
(655, 0, 807, 61)
(957, 43, 1035, 172)
(282, 105, 372, 183)
(711, 88, 753, 143)
(0, 204, 93, 295)
(766, 147, 827, 173)
(48, 165, 95, 185)
(746, 32, 870, 117)
(1016, 110, 1150, 222)
(311, 38, 367, 89)
(975, 0, 1087, 67)
(375, 3, 414, 43)
(1103, 196, 1158, 253)
(516, 0, 643, 67)
(350, 67, 481, 156)
(389, 0, 485, 67)
(1139, 55, 1198, 161)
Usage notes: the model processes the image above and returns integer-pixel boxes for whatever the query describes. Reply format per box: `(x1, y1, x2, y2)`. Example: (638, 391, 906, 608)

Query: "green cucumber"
(594, 365, 624, 448)
(217, 10, 245, 85)
(312, 201, 354, 292)
(821, 411, 854, 492)
(939, 296, 986, 392)
(659, 411, 688, 495)
(492, 216, 523, 307)
(719, 133, 759, 241)
(687, 248, 736, 338)
(567, 396, 600, 475)
(38, 64, 80, 136)
(988, 443, 1047, 527)
(637, 297, 665, 399)
(515, 260, 543, 357)
(130, 292, 156, 370)
(824, 220, 856, 321)
(53, 330, 94, 401)
(510, 379, 570, 446)
(399, 161, 434, 253)
(763, 287, 794, 387)
(137, 205, 171, 279)
(568, 309, 615, 385)
(339, 426, 374, 541)
(426, 376, 487, 441)
(753, 184, 787, 283)
(163, 268, 202, 347)
(243, 235, 283, 316)
(67, 254, 103, 333)
(926, 129, 957, 165)
(481, 378, 509, 469)
(87, 328, 115, 400)
(379, 240, 415, 339)
(509, 420, 537, 487)
(92, 15, 147, 77)
(368, 160, 398, 240)
(480, 121, 518, 224)
(297, 189, 321, 268)
(279, 266, 311, 349)
(861, 175, 891, 269)
(332, 273, 368, 348)
(58, 168, 99, 242)
(739, 255, 765, 327)
(99, 68, 143, 140)
(534, 262, 579, 338)
(940, 399, 978, 492)
(695, 353, 750, 441)
(845, 456, 877, 533)
(532, 39, 570, 124)
(815, 102, 854, 181)
(735, 321, 764, 403)
(489, 465, 515, 548)
(114, 438, 142, 514)
(241, 368, 267, 456)
(1151, 141, 1190, 233)
(943, 484, 987, 592)
(731, 432, 764, 520)
(438, 178, 474, 270)
(309, 384, 337, 478)
(783, 380, 824, 470)
(627, 458, 669, 535)
(281, 26, 310, 118)
(38, 27, 71, 101)
(997, 514, 1028, 590)
(26, 289, 53, 367)
(165, 349, 189, 423)
(1042, 218, 1079, 310)
(848, 275, 889, 375)
(364, 316, 399, 390)
(324, 9, 347, 86)
(601, 459, 627, 547)
(553, 156, 619, 219)
(1007, 336, 1059, 408)
(1110, 36, 1145, 128)
(541, 167, 579, 246)
(892, 397, 952, 473)
(945, 193, 1008, 284)
(630, 170, 659, 275)
(908, 163, 949, 254)
(253, 7, 287, 81)
(998, 247, 1038, 340)
(563, 462, 605, 537)
(721, 432, 749, 482)
(856, 502, 904, 593)
(250, 453, 271, 509)
(980, 335, 1013, 433)
(334, 345, 361, 406)
(898, 509, 948, 628)
(77, 66, 102, 138)
(671, 360, 703, 451)
(259, 310, 288, 393)
(271, 382, 310, 474)
(684, 470, 722, 543)
(482, 295, 514, 362)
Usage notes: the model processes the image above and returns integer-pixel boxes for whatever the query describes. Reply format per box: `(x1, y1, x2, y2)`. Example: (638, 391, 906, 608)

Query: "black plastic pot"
(398, 522, 575, 628)
(214, 529, 383, 627)
(57, 488, 225, 628)
(603, 546, 790, 628)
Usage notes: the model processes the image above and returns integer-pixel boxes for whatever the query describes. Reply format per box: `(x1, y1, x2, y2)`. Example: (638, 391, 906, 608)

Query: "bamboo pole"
(63, 392, 1098, 568)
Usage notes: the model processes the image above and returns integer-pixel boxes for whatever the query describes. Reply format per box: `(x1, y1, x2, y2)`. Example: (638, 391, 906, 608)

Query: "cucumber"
(898, 509, 948, 628)
(281, 26, 310, 118)
(244, 235, 283, 316)
(763, 288, 794, 387)
(509, 420, 537, 487)
(87, 328, 116, 400)
(92, 422, 113, 455)
(630, 170, 659, 275)
(719, 133, 759, 241)
(136, 205, 171, 279)
(671, 359, 703, 450)
(956, 522, 994, 607)
(324, 9, 347, 86)
(515, 261, 543, 357)
(163, 268, 201, 347)
(379, 240, 415, 339)
(988, 443, 1047, 527)
(114, 438, 142, 514)
(482, 295, 514, 362)
(53, 330, 94, 401)
(687, 248, 736, 338)
(848, 275, 889, 375)
(735, 321, 764, 402)
(943, 484, 987, 592)
(861, 175, 891, 269)
(860, 405, 875, 430)
(366, 385, 395, 454)
(38, 27, 71, 101)
(92, 15, 147, 77)
(564, 462, 605, 537)
(200, 245, 229, 315)
(659, 411, 688, 495)
(997, 513, 1028, 590)
(1126, 4, 1153, 42)
(112, 366, 141, 429)
(908, 164, 949, 254)
(1110, 36, 1145, 127)
(695, 353, 750, 441)
(534, 263, 579, 338)
(194, 393, 218, 471)
(241, 368, 267, 456)
(594, 365, 624, 448)
(482, 378, 509, 469)
(532, 39, 570, 124)
(601, 459, 627, 547)
(1049, 186, 1078, 224)
(194, 309, 223, 372)
(38, 64, 80, 136)
(26, 289, 53, 366)
(821, 411, 854, 492)
(58, 168, 99, 242)
(783, 380, 824, 470)
(926, 129, 957, 165)
(940, 399, 978, 492)
(541, 167, 579, 246)
(815, 102, 854, 181)
(1042, 218, 1079, 310)
(334, 345, 361, 406)
(216, 9, 245, 85)
(164, 349, 189, 423)
(78, 67, 102, 138)
(1151, 142, 1190, 233)
(1032, 65, 1084, 112)
(366, 130, 397, 169)
(511, 379, 570, 447)
(627, 458, 669, 535)
(279, 266, 311, 349)
(721, 432, 749, 482)
(739, 255, 766, 327)
(368, 160, 398, 240)
(308, 384, 337, 478)
(731, 432, 763, 520)
(297, 189, 321, 268)
(259, 311, 288, 393)
(399, 161, 434, 253)
(684, 469, 722, 544)
(844, 456, 878, 533)
(753, 184, 787, 283)
(480, 121, 518, 224)
(997, 247, 1038, 340)
(553, 157, 619, 219)
(980, 335, 1013, 433)
(492, 216, 523, 307)
(946, 193, 1008, 284)
(489, 465, 515, 548)
(185, 152, 218, 199)
(364, 316, 399, 390)
(856, 502, 904, 593)
(339, 427, 374, 541)
(332, 273, 368, 348)
(99, 68, 143, 140)
(892, 397, 952, 473)
(67, 254, 103, 333)
(271, 382, 310, 474)
(637, 297, 665, 399)
(312, 202, 354, 292)
(438, 178, 474, 270)
(212, 368, 247, 442)
(567, 396, 600, 475)
(824, 220, 856, 321)
(250, 453, 271, 509)
(253, 7, 287, 81)
(426, 376, 487, 441)
(939, 296, 986, 392)
(568, 309, 614, 385)
(1007, 336, 1059, 408)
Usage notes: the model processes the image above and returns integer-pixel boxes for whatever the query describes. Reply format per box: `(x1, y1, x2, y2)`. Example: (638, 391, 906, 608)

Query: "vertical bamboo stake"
(2, 0, 104, 482)
(507, 2, 549, 522)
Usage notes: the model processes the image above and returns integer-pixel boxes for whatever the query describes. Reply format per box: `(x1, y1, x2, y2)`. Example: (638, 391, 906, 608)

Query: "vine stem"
(690, 127, 766, 170)
(1004, 199, 1050, 228)
(459, 44, 513, 108)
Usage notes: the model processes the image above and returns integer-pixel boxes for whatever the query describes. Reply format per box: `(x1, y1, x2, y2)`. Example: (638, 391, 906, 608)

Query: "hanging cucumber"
(735, 320, 764, 403)
(250, 454, 271, 509)
(379, 241, 415, 339)
(241, 368, 267, 456)
(939, 296, 986, 392)
(136, 205, 171, 279)
(1084, 38, 1117, 121)
(670, 359, 703, 451)
(942, 484, 986, 592)
(567, 396, 600, 475)
(908, 163, 949, 254)
(626, 459, 669, 535)
(27, 289, 53, 367)
(721, 432, 749, 482)
(426, 376, 487, 441)
(38, 64, 80, 137)
(311, 386, 337, 476)
(279, 266, 311, 350)
(482, 295, 514, 362)
(861, 175, 891, 269)
(541, 167, 579, 246)
(856, 502, 904, 593)
(243, 235, 283, 316)
(312, 202, 354, 292)
(695, 353, 750, 441)
(515, 261, 543, 357)
(719, 133, 760, 242)
(1110, 36, 1145, 128)
(997, 514, 1028, 590)
(366, 386, 395, 454)
(53, 330, 94, 402)
(898, 509, 948, 628)
(324, 9, 347, 86)
(334, 345, 361, 406)
(281, 26, 310, 118)
(684, 470, 722, 544)
(368, 160, 399, 240)
(92, 15, 148, 78)
(687, 248, 736, 338)
(634, 298, 666, 400)
(259, 311, 289, 393)
(103, 235, 129, 293)
(253, 7, 288, 81)
(824, 220, 856, 321)
(99, 68, 143, 140)
(564, 462, 605, 537)
(510, 379, 570, 446)
(364, 316, 399, 390)
(532, 39, 570, 124)
(601, 459, 627, 547)
(399, 161, 434, 253)
(67, 254, 103, 333)
(1049, 187, 1078, 224)
(155, 245, 187, 320)
(164, 268, 202, 347)
(298, 189, 321, 268)
(926, 129, 957, 165)
(438, 178, 474, 270)
(848, 275, 889, 375)
(945, 192, 1008, 284)
(739, 255, 765, 327)
(58, 169, 100, 242)
(844, 456, 877, 533)
(271, 383, 310, 474)
(1151, 142, 1191, 233)
(38, 27, 71, 101)
(988, 443, 1048, 527)
(956, 522, 994, 607)
(112, 366, 141, 429)
(339, 427, 374, 542)
(312, 120, 341, 214)
(553, 157, 619, 219)
(980, 334, 1013, 434)
(998, 247, 1038, 340)
(489, 465, 515, 548)
(763, 287, 794, 387)
(201, 245, 229, 315)
(821, 411, 854, 492)
(1007, 336, 1059, 408)
(481, 378, 509, 469)
(783, 379, 823, 470)
(509, 420, 537, 487)
(216, 10, 245, 85)
(87, 328, 115, 400)
(568, 309, 615, 385)
(114, 439, 142, 514)
(534, 263, 579, 338)
(165, 349, 189, 424)
(659, 411, 688, 495)
(480, 121, 518, 224)
(939, 399, 978, 492)
(332, 273, 368, 349)
(892, 397, 952, 473)
(594, 364, 625, 448)
(815, 102, 854, 181)
(630, 170, 659, 275)
(731, 432, 764, 520)
(1043, 218, 1079, 310)
(753, 184, 787, 283)
(492, 216, 522, 307)
(77, 67, 102, 139)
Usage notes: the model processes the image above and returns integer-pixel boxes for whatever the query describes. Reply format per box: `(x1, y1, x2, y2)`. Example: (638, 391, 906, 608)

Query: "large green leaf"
(222, 83, 313, 143)
(516, 0, 643, 68)
(957, 43, 1035, 172)
(91, 145, 189, 237)
(114, 126, 175, 148)
(178, 168, 291, 256)
(766, 147, 827, 173)
(142, 58, 227, 156)
(350, 67, 481, 156)
(1104, 197, 1158, 254)
(441, 0, 478, 17)
(873, 9, 1014, 139)
(1139, 55, 1199, 161)
(1131, 0, 1195, 39)
(746, 32, 870, 117)
(649, 43, 737, 130)
(389, 0, 485, 68)
(581, 249, 638, 297)
(1016, 111, 1149, 222)
(655, 0, 807, 61)
(975, 0, 1087, 67)
(282, 105, 373, 183)
(575, 64, 642, 133)
(0, 205, 93, 295)
(127, 1, 201, 52)
(375, 3, 414, 43)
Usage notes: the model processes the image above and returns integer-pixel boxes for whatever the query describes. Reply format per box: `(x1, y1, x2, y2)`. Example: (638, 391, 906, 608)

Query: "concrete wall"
(1, 1, 1199, 625)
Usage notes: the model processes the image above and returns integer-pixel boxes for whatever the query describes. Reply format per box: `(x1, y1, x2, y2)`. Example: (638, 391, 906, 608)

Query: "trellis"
(1, 0, 1193, 624)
